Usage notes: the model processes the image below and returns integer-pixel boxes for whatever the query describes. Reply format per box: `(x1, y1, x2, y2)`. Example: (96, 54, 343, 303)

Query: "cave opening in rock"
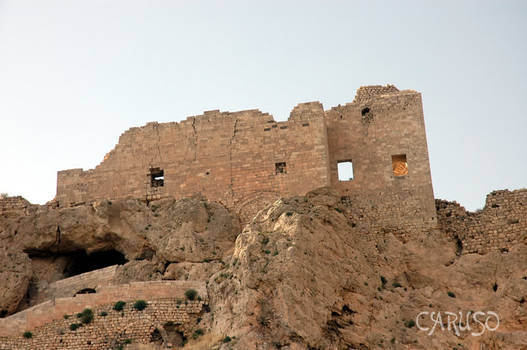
(63, 249, 127, 278)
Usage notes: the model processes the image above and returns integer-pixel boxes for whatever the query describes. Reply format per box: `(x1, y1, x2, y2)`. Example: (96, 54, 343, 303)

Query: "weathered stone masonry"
(56, 85, 437, 230)
(0, 281, 207, 349)
(436, 189, 527, 254)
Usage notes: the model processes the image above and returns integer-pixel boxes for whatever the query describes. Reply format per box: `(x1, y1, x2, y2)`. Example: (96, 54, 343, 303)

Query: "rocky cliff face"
(0, 189, 526, 349)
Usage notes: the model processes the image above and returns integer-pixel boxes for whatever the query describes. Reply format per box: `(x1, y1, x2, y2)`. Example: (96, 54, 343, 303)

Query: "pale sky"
(1, 0, 526, 211)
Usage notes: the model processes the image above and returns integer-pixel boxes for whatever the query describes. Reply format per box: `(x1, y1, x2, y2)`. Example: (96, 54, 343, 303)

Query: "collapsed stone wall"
(0, 196, 36, 217)
(436, 189, 527, 254)
(0, 281, 207, 349)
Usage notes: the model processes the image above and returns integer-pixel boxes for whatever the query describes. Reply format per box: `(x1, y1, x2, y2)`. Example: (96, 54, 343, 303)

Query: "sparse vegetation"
(99, 311, 108, 317)
(113, 301, 126, 311)
(192, 328, 204, 339)
(185, 289, 198, 300)
(133, 300, 147, 311)
(447, 291, 456, 298)
(222, 336, 232, 343)
(380, 276, 387, 286)
(392, 282, 402, 288)
(69, 323, 81, 331)
(404, 319, 416, 328)
(22, 331, 32, 339)
(77, 308, 94, 324)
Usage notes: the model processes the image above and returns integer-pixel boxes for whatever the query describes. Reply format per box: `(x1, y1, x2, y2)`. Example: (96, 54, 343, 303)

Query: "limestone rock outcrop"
(205, 188, 527, 349)
(0, 246, 31, 316)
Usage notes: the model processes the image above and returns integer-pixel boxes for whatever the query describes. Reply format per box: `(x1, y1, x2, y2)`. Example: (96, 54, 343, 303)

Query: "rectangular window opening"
(149, 167, 164, 187)
(337, 161, 354, 181)
(392, 154, 408, 176)
(275, 162, 286, 174)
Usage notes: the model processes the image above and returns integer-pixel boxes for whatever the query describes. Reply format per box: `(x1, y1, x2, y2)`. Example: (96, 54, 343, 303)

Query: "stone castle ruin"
(56, 85, 437, 230)
(1, 85, 525, 349)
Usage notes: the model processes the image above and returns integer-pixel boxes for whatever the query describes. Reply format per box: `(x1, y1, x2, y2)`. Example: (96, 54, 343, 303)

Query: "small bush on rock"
(133, 300, 147, 311)
(113, 301, 126, 311)
(185, 289, 198, 301)
(77, 308, 94, 324)
(22, 331, 32, 339)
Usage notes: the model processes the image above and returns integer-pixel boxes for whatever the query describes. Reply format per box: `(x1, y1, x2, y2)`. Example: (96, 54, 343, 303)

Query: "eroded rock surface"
(205, 188, 527, 349)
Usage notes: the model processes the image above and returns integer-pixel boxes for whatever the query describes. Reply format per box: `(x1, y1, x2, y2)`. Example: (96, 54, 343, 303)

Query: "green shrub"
(113, 301, 126, 311)
(99, 311, 108, 317)
(192, 328, 204, 339)
(77, 308, 94, 324)
(124, 339, 132, 344)
(447, 291, 456, 298)
(404, 320, 416, 328)
(185, 289, 198, 301)
(133, 300, 147, 311)
(380, 276, 387, 286)
(63, 314, 70, 319)
(22, 331, 32, 339)
(69, 323, 81, 331)
(222, 336, 232, 343)
(285, 212, 293, 217)
(392, 282, 402, 288)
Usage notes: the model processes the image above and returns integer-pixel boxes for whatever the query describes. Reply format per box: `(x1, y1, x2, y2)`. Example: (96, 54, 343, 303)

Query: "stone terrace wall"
(0, 280, 207, 339)
(436, 189, 527, 254)
(0, 298, 204, 350)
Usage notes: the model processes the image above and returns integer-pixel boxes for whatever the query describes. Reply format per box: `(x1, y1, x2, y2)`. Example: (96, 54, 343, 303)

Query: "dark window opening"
(338, 161, 354, 181)
(302, 123, 310, 127)
(74, 288, 96, 296)
(392, 154, 408, 176)
(149, 167, 164, 187)
(275, 162, 286, 174)
(361, 107, 370, 116)
(63, 250, 127, 278)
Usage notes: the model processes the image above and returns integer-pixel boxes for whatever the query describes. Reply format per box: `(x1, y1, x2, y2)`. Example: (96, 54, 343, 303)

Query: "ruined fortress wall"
(325, 88, 437, 231)
(56, 85, 437, 230)
(436, 189, 527, 254)
(56, 109, 330, 222)
(0, 280, 207, 344)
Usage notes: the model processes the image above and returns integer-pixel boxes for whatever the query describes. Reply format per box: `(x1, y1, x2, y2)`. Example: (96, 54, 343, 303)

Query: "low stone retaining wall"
(0, 281, 207, 349)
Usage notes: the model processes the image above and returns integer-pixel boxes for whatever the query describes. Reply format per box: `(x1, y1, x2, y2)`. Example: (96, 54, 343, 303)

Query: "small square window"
(337, 161, 354, 181)
(275, 162, 286, 174)
(392, 154, 408, 176)
(149, 167, 164, 187)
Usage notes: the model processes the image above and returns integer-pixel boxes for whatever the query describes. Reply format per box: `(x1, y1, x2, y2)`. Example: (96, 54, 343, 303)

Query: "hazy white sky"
(1, 0, 526, 210)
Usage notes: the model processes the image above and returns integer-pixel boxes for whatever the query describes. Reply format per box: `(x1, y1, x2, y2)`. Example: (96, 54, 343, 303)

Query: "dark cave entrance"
(63, 249, 127, 277)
